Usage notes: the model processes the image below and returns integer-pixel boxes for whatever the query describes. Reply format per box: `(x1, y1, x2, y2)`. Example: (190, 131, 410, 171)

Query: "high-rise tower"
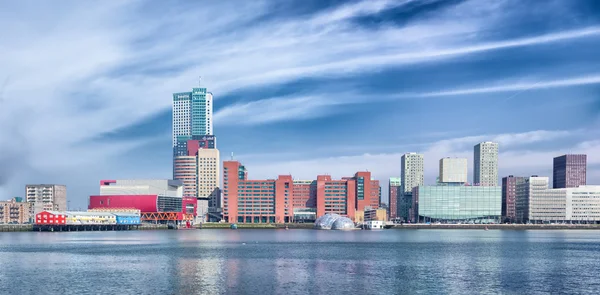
(172, 88, 213, 147)
(474, 142, 499, 186)
(399, 153, 424, 222)
(553, 154, 586, 189)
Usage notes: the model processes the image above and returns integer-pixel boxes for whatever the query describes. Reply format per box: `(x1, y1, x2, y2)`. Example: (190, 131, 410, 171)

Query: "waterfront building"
(474, 142, 499, 186)
(196, 148, 221, 222)
(172, 136, 220, 222)
(439, 157, 468, 184)
(553, 154, 587, 189)
(400, 153, 424, 222)
(515, 176, 550, 223)
(35, 211, 66, 225)
(89, 179, 195, 223)
(172, 88, 213, 147)
(388, 177, 401, 220)
(0, 198, 30, 224)
(412, 185, 502, 223)
(222, 160, 380, 224)
(364, 208, 387, 222)
(501, 175, 526, 222)
(25, 184, 67, 216)
(173, 155, 197, 197)
(516, 175, 600, 223)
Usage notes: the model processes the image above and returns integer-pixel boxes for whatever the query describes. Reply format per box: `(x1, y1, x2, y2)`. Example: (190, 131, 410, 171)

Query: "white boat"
(365, 220, 384, 230)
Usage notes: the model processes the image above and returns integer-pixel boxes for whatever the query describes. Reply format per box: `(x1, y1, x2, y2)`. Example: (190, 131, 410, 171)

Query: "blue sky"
(0, 0, 599, 208)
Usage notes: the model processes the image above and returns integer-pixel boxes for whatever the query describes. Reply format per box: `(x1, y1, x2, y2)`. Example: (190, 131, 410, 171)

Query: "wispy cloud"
(243, 129, 599, 202)
(0, 0, 599, 204)
(420, 74, 600, 97)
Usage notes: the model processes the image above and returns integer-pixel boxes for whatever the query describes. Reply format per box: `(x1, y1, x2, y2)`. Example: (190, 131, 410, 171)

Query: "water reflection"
(2, 230, 600, 294)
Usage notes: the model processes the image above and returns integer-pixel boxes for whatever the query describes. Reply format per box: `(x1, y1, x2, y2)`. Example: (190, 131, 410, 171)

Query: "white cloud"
(420, 74, 600, 97)
(240, 129, 598, 202)
(0, 0, 598, 202)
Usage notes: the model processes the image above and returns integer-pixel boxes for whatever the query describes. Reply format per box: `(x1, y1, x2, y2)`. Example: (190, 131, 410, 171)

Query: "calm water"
(1, 229, 600, 295)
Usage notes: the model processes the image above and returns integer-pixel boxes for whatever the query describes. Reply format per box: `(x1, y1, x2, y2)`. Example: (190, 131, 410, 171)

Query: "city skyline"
(0, 0, 599, 209)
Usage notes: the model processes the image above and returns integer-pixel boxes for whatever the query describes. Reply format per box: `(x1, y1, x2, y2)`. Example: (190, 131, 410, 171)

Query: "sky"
(0, 0, 599, 209)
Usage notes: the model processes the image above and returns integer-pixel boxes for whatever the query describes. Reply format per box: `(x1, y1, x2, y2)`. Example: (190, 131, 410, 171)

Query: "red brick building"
(388, 178, 401, 220)
(223, 160, 380, 224)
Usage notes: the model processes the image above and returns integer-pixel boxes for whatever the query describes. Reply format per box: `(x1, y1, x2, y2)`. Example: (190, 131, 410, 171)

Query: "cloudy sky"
(1, 0, 599, 208)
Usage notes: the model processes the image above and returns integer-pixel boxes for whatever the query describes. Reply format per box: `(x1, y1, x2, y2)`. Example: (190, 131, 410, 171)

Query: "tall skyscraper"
(501, 175, 526, 222)
(553, 154, 587, 188)
(172, 87, 213, 147)
(439, 157, 468, 184)
(388, 177, 401, 221)
(172, 86, 218, 221)
(400, 153, 424, 222)
(474, 142, 499, 186)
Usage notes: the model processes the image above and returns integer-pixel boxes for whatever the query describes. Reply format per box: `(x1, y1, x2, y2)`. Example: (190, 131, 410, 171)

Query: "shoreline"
(5, 223, 600, 232)
(391, 224, 600, 230)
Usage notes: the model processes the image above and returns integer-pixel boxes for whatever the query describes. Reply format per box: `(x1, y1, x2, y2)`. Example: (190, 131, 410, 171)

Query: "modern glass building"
(414, 185, 501, 223)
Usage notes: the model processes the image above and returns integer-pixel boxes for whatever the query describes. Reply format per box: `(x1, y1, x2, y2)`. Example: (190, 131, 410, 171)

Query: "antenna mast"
(199, 76, 202, 87)
(231, 152, 234, 160)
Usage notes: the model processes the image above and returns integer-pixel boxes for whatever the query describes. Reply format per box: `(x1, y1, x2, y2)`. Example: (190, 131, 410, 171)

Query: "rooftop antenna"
(198, 76, 202, 87)
(231, 152, 234, 160)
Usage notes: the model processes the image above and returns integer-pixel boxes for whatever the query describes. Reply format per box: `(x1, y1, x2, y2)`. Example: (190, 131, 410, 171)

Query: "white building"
(474, 142, 499, 186)
(516, 176, 549, 222)
(196, 148, 221, 222)
(25, 184, 67, 216)
(399, 153, 424, 222)
(516, 176, 600, 223)
(100, 179, 183, 198)
(439, 157, 468, 184)
(401, 153, 424, 194)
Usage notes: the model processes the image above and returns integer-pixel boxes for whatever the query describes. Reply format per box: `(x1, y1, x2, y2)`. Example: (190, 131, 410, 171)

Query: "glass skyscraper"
(172, 88, 213, 147)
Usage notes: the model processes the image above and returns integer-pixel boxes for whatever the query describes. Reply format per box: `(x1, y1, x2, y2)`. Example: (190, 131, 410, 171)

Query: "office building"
(222, 161, 380, 224)
(516, 179, 600, 223)
(0, 198, 31, 224)
(25, 184, 67, 216)
(173, 156, 197, 197)
(501, 175, 526, 222)
(474, 142, 499, 186)
(412, 185, 501, 223)
(172, 88, 213, 147)
(515, 176, 550, 222)
(196, 148, 220, 222)
(439, 157, 468, 184)
(388, 177, 401, 220)
(399, 153, 424, 222)
(553, 154, 587, 189)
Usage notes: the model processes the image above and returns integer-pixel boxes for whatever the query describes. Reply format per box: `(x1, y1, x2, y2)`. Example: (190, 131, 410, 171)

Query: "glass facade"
(416, 185, 501, 223)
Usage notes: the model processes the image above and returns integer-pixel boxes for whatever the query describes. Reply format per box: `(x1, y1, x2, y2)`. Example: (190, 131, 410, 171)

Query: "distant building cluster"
(391, 144, 595, 224)
(4, 81, 596, 226)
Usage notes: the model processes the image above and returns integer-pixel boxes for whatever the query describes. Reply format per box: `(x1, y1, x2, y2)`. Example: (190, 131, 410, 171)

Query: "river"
(1, 229, 600, 294)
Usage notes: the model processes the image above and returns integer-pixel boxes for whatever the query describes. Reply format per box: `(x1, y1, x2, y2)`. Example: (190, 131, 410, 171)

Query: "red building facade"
(35, 211, 66, 225)
(88, 195, 196, 221)
(223, 160, 380, 224)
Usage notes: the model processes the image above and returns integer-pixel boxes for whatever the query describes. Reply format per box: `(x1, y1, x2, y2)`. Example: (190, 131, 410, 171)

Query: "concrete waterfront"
(391, 223, 600, 230)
